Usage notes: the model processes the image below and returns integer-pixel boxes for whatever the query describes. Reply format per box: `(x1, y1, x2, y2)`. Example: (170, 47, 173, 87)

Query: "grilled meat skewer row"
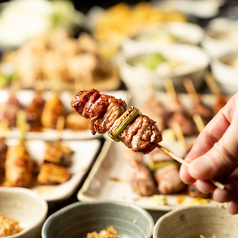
(71, 89, 162, 154)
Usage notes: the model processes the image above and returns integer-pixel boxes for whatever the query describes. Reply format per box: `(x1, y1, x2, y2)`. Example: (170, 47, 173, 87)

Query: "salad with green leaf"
(132, 53, 167, 70)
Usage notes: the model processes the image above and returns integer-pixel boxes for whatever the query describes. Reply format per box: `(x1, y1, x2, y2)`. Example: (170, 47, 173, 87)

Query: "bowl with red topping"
(42, 200, 154, 238)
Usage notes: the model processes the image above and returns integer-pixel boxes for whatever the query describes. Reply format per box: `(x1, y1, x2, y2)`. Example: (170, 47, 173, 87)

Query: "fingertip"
(180, 164, 196, 184)
(227, 200, 238, 215)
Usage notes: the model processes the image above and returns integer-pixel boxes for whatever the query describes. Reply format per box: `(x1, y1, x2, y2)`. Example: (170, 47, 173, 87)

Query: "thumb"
(189, 108, 238, 180)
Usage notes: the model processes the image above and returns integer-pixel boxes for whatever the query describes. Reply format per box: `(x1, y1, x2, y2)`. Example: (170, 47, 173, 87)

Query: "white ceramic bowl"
(42, 200, 154, 238)
(153, 204, 238, 238)
(122, 22, 204, 54)
(202, 17, 238, 58)
(0, 187, 48, 238)
(118, 44, 209, 94)
(211, 51, 238, 95)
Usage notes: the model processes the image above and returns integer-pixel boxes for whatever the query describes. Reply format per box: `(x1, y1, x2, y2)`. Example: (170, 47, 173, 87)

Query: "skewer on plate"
(70, 88, 225, 190)
(204, 72, 227, 114)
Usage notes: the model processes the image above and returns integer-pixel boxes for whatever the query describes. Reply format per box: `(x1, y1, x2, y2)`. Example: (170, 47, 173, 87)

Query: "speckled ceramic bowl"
(42, 200, 154, 238)
(0, 187, 48, 238)
(153, 204, 238, 238)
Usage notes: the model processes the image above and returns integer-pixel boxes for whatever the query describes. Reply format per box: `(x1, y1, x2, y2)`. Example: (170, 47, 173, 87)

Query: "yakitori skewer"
(204, 72, 227, 114)
(183, 78, 212, 122)
(71, 88, 225, 190)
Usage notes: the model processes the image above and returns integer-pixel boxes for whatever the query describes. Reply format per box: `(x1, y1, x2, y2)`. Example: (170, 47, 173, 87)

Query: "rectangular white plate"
(77, 139, 221, 211)
(0, 89, 130, 140)
(5, 138, 101, 202)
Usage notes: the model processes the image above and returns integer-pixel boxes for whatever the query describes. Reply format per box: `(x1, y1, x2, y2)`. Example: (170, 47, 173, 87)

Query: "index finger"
(185, 93, 237, 163)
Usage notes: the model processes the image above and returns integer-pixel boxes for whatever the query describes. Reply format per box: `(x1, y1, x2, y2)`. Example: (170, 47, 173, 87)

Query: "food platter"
(4, 138, 101, 202)
(0, 89, 130, 140)
(77, 139, 220, 211)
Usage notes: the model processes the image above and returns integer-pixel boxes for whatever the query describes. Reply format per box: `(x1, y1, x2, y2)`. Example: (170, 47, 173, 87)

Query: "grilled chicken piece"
(187, 183, 210, 198)
(0, 93, 22, 128)
(41, 93, 66, 129)
(26, 91, 45, 130)
(65, 111, 90, 130)
(37, 162, 70, 185)
(71, 89, 162, 154)
(0, 138, 8, 183)
(167, 112, 196, 136)
(142, 96, 167, 131)
(123, 149, 156, 196)
(154, 163, 185, 194)
(44, 141, 73, 167)
(5, 142, 33, 187)
(190, 94, 212, 122)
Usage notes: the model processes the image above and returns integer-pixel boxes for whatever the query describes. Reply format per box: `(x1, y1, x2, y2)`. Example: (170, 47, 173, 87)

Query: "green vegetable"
(108, 106, 141, 142)
(132, 53, 166, 70)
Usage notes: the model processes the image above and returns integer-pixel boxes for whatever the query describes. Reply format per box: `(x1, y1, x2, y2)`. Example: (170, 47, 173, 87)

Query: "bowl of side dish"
(211, 51, 238, 95)
(0, 187, 48, 238)
(153, 204, 238, 238)
(201, 17, 238, 58)
(122, 22, 204, 54)
(42, 200, 154, 238)
(118, 44, 209, 94)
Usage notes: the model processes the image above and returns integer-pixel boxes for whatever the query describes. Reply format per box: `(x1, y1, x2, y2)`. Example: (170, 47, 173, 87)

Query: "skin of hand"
(180, 92, 238, 214)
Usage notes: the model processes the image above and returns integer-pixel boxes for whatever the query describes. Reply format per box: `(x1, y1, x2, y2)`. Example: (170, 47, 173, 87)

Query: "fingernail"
(189, 156, 213, 179)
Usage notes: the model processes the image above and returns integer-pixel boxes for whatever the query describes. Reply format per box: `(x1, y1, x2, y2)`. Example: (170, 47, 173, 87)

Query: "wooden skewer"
(157, 144, 225, 190)
(172, 121, 188, 151)
(193, 114, 205, 133)
(183, 78, 197, 96)
(204, 72, 221, 96)
(56, 116, 65, 141)
(164, 78, 177, 99)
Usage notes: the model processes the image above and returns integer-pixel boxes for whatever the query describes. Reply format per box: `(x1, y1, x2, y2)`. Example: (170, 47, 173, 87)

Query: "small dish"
(118, 44, 209, 94)
(153, 204, 237, 238)
(0, 187, 48, 238)
(122, 22, 204, 54)
(42, 200, 154, 238)
(211, 51, 238, 95)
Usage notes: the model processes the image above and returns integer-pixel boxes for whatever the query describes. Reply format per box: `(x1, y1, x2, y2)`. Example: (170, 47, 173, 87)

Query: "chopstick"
(156, 144, 225, 190)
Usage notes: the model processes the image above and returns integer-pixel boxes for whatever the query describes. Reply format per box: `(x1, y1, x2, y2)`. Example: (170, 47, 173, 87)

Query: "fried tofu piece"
(37, 162, 70, 185)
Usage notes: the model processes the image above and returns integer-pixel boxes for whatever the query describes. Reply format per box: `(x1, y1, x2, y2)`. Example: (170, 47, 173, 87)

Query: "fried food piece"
(87, 226, 121, 238)
(5, 142, 33, 187)
(37, 162, 70, 185)
(0, 213, 24, 237)
(26, 91, 45, 130)
(41, 94, 66, 129)
(0, 138, 8, 183)
(44, 141, 73, 167)
(65, 112, 90, 130)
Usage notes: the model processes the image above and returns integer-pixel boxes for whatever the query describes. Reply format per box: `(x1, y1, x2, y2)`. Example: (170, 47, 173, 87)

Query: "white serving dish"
(211, 51, 238, 95)
(118, 44, 209, 95)
(0, 187, 48, 238)
(122, 22, 204, 53)
(4, 138, 101, 202)
(202, 17, 238, 58)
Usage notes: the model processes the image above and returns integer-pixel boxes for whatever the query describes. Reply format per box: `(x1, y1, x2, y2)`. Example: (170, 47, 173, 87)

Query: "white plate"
(0, 89, 130, 140)
(77, 140, 217, 211)
(5, 138, 101, 202)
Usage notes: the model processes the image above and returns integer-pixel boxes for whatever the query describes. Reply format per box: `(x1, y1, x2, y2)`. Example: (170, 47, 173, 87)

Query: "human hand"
(180, 92, 238, 214)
